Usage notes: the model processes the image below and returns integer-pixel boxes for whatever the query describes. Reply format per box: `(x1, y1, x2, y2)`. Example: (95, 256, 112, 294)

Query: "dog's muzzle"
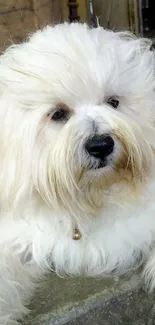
(85, 134, 114, 168)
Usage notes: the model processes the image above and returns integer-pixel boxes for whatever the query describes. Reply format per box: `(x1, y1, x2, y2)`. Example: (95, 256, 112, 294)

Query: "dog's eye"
(51, 108, 69, 122)
(50, 103, 70, 122)
(107, 97, 119, 109)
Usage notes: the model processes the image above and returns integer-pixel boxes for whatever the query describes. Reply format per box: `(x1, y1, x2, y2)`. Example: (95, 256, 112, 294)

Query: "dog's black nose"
(85, 135, 114, 160)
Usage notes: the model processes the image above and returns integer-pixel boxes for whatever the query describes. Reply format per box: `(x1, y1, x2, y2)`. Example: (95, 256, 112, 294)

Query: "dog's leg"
(143, 250, 155, 291)
(0, 245, 39, 325)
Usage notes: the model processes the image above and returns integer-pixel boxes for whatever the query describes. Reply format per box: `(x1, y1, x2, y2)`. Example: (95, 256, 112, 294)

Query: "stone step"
(23, 273, 155, 325)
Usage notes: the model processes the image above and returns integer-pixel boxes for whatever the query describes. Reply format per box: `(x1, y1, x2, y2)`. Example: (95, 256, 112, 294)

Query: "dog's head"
(0, 23, 155, 218)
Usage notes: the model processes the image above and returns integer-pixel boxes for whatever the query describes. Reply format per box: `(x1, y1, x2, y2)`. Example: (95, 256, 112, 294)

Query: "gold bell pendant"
(73, 228, 81, 240)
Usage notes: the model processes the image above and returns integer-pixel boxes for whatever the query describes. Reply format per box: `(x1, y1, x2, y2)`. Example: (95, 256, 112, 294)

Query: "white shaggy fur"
(1, 22, 155, 323)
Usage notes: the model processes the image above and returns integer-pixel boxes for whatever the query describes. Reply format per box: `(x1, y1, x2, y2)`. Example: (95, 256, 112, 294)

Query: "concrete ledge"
(23, 273, 155, 325)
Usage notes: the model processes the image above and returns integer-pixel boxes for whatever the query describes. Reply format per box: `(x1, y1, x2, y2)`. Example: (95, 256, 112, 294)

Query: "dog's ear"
(118, 33, 155, 94)
(0, 88, 34, 211)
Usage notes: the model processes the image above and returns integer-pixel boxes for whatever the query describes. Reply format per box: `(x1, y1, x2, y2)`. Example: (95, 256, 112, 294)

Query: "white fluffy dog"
(1, 22, 155, 324)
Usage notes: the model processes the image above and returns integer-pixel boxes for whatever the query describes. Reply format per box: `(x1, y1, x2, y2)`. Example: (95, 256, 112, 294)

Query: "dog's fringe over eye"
(107, 97, 119, 109)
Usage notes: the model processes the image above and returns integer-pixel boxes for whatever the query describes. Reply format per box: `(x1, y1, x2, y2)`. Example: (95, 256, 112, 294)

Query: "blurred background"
(0, 0, 154, 50)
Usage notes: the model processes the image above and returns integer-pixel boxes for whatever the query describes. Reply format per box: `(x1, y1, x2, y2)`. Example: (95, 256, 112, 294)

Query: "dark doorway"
(141, 0, 155, 37)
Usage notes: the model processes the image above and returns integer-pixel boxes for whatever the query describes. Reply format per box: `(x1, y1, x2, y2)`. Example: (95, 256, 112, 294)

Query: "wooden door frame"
(128, 0, 140, 35)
